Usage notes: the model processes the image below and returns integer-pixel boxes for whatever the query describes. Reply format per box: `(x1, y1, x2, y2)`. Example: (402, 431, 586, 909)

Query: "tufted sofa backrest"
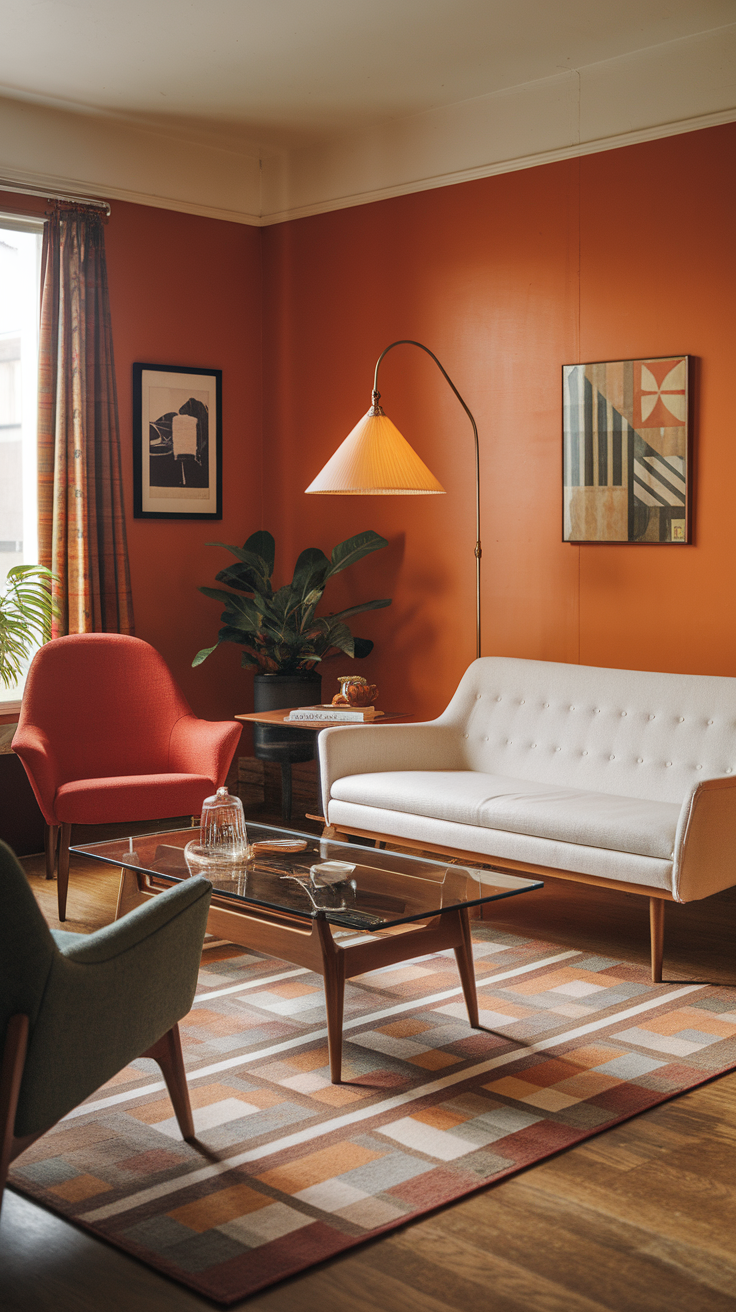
(437, 657, 736, 804)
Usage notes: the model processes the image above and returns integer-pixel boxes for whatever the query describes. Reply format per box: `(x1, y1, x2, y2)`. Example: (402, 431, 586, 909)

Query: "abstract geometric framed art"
(563, 356, 690, 544)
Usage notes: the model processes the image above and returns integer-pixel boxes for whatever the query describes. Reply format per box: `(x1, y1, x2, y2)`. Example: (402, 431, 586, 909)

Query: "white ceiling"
(1, 0, 734, 152)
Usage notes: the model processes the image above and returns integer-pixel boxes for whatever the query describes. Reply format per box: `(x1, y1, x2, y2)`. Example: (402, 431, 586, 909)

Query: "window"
(0, 214, 44, 706)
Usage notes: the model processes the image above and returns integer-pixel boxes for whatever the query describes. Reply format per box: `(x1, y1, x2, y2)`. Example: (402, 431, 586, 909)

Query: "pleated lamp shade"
(305, 410, 446, 495)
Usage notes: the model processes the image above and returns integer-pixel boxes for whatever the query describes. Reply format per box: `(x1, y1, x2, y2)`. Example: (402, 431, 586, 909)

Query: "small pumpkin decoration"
(332, 675, 379, 708)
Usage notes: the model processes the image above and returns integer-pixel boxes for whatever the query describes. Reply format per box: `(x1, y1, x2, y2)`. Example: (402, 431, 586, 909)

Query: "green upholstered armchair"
(0, 840, 212, 1207)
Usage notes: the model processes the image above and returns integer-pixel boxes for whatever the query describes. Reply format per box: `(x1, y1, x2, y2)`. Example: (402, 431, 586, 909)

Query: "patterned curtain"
(38, 204, 134, 636)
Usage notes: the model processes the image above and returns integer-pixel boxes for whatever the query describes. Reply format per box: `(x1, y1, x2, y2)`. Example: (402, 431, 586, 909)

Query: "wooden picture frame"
(563, 356, 691, 544)
(133, 363, 222, 519)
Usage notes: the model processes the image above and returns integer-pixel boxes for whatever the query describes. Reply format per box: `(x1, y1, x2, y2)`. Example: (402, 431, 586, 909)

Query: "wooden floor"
(3, 812, 736, 1311)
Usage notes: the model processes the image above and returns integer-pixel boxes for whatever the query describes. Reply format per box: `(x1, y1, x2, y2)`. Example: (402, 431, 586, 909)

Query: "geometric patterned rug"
(9, 924, 736, 1305)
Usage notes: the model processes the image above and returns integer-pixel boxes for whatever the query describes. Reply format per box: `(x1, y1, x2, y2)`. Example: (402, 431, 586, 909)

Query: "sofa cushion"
(329, 771, 680, 860)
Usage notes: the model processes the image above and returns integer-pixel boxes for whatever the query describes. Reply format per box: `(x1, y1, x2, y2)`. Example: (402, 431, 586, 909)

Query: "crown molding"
(0, 163, 262, 225)
(0, 24, 733, 227)
(258, 106, 736, 226)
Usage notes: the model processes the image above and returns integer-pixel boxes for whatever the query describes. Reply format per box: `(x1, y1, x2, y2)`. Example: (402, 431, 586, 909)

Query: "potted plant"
(193, 530, 392, 784)
(0, 565, 58, 691)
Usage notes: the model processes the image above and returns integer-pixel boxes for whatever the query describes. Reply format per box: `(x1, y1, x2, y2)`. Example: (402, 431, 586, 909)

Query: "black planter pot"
(252, 672, 322, 823)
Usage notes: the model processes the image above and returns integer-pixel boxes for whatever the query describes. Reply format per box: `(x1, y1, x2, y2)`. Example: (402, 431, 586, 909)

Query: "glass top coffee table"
(72, 822, 542, 1083)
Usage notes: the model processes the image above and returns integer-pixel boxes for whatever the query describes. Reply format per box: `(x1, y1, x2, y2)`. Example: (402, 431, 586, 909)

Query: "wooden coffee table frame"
(116, 867, 479, 1084)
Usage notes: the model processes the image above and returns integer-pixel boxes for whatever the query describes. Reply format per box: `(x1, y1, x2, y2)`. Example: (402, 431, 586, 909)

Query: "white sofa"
(318, 657, 736, 979)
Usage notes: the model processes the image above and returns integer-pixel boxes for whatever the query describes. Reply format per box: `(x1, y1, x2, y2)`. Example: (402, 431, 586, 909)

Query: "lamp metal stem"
(372, 339, 482, 661)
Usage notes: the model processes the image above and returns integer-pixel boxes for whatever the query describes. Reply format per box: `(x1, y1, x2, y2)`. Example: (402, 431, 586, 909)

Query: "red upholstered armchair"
(12, 634, 241, 920)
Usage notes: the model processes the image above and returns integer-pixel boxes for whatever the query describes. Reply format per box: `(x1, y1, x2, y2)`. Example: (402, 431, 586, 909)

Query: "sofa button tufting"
(666, 762, 672, 767)
(582, 750, 588, 756)
(555, 746, 561, 752)
(708, 720, 714, 725)
(476, 694, 482, 700)
(637, 758, 643, 764)
(621, 711, 627, 717)
(464, 733, 469, 739)
(649, 714, 655, 720)
(609, 754, 615, 761)
(728, 768, 733, 774)
(697, 765, 703, 769)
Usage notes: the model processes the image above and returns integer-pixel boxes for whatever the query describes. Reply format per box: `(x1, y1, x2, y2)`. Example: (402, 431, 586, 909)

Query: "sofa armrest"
(11, 724, 61, 824)
(318, 722, 465, 819)
(672, 776, 736, 902)
(168, 714, 241, 785)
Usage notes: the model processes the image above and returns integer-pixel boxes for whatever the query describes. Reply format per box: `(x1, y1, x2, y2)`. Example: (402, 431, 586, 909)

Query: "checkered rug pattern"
(10, 926, 736, 1304)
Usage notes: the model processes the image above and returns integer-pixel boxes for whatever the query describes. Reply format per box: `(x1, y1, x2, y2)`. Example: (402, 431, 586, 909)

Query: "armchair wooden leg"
(0, 1015, 29, 1210)
(57, 823, 72, 922)
(650, 897, 665, 983)
(44, 825, 59, 881)
(143, 1025, 195, 1141)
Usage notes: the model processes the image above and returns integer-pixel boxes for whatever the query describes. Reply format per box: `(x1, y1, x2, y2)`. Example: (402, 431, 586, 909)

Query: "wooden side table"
(235, 709, 408, 823)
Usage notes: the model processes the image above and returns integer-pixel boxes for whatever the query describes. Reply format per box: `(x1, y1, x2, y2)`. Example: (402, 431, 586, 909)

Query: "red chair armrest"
(167, 716, 241, 787)
(11, 725, 61, 824)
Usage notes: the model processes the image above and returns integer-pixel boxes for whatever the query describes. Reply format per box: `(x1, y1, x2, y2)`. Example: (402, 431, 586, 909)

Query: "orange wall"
(262, 123, 736, 721)
(4, 120, 735, 729)
(104, 202, 262, 723)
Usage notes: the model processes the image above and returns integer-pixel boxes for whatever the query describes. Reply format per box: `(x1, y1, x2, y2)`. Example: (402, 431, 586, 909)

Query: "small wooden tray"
(250, 839, 309, 855)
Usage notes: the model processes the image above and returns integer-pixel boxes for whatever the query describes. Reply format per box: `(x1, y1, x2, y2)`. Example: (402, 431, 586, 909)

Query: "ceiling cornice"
(0, 25, 733, 227)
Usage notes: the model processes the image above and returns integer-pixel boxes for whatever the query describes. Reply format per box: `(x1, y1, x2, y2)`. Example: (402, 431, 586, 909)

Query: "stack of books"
(286, 704, 383, 722)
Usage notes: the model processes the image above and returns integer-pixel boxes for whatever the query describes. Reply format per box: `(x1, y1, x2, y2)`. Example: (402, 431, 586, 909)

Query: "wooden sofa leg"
(57, 823, 72, 922)
(143, 1025, 195, 1141)
(650, 898, 664, 983)
(0, 1015, 29, 1210)
(44, 825, 58, 881)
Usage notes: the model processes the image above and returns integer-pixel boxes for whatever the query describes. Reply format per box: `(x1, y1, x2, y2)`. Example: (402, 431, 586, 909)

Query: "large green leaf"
(311, 618, 355, 658)
(192, 643, 219, 667)
(352, 636, 374, 659)
(325, 597, 392, 623)
(204, 543, 271, 590)
(290, 547, 331, 602)
(325, 531, 388, 579)
(243, 530, 275, 577)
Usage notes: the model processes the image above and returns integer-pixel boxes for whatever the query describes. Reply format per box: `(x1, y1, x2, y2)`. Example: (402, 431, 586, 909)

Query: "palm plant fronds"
(0, 565, 60, 689)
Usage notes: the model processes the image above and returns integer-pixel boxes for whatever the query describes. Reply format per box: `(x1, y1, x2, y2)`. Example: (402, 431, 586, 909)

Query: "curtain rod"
(0, 178, 110, 215)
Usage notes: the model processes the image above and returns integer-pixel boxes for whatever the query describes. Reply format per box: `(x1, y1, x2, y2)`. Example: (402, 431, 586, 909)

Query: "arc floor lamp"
(305, 339, 483, 659)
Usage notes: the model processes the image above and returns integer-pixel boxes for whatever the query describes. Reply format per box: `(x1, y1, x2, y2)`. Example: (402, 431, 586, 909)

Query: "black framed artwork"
(133, 363, 222, 519)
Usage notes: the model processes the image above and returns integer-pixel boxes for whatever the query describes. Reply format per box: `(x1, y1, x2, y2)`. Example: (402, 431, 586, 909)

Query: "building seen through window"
(0, 216, 44, 703)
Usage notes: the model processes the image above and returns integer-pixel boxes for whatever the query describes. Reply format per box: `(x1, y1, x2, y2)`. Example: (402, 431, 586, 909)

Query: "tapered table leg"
(315, 916, 346, 1082)
(453, 906, 480, 1028)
